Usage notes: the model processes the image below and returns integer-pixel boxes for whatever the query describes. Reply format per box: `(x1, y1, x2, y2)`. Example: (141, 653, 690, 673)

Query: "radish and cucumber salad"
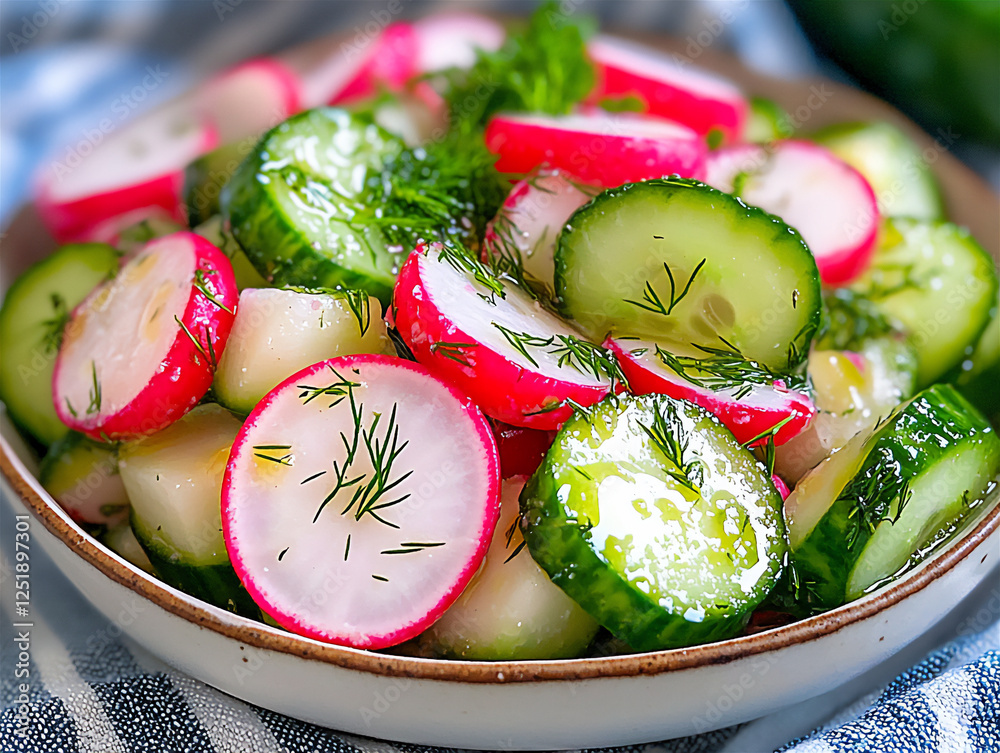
(2, 3, 998, 658)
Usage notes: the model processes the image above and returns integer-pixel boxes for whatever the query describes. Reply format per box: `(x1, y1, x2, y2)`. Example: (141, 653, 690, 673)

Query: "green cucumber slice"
(184, 141, 250, 228)
(221, 108, 403, 303)
(520, 393, 787, 651)
(213, 287, 391, 415)
(850, 218, 997, 387)
(418, 477, 599, 660)
(0, 242, 119, 445)
(192, 216, 269, 291)
(951, 301, 999, 425)
(554, 178, 821, 372)
(101, 523, 154, 574)
(39, 431, 129, 527)
(811, 121, 944, 221)
(119, 403, 259, 617)
(785, 384, 1000, 611)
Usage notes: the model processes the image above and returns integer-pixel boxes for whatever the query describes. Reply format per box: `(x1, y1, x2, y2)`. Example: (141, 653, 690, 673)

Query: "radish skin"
(35, 100, 217, 243)
(607, 338, 815, 447)
(483, 170, 598, 289)
(588, 35, 748, 143)
(394, 243, 615, 429)
(485, 110, 707, 187)
(53, 232, 237, 441)
(222, 354, 501, 649)
(706, 141, 880, 285)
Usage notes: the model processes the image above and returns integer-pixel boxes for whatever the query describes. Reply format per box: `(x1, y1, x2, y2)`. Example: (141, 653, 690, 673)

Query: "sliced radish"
(483, 169, 598, 289)
(280, 23, 419, 108)
(772, 475, 791, 500)
(492, 421, 556, 479)
(394, 243, 617, 429)
(222, 354, 500, 649)
(607, 338, 815, 446)
(587, 34, 748, 143)
(705, 140, 880, 286)
(195, 58, 301, 144)
(35, 99, 217, 243)
(53, 232, 237, 441)
(412, 12, 505, 72)
(485, 110, 707, 187)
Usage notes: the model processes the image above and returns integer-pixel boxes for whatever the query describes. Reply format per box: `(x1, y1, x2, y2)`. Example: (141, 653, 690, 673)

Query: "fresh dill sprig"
(41, 293, 70, 353)
(625, 259, 706, 317)
(436, 244, 507, 303)
(310, 374, 414, 530)
(740, 415, 795, 476)
(86, 361, 102, 415)
(639, 404, 704, 494)
(174, 316, 218, 369)
(436, 0, 595, 133)
(380, 541, 445, 555)
(816, 287, 896, 352)
(654, 344, 807, 398)
(297, 366, 361, 407)
(282, 286, 372, 336)
(840, 449, 914, 549)
(491, 323, 624, 384)
(193, 268, 234, 314)
(430, 341, 477, 366)
(253, 444, 293, 466)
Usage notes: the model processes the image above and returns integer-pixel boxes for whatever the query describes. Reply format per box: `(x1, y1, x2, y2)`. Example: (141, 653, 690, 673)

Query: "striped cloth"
(1, 1, 998, 751)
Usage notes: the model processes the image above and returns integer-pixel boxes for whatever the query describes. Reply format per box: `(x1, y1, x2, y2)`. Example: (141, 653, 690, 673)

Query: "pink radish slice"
(35, 100, 217, 243)
(412, 12, 505, 72)
(587, 35, 748, 143)
(483, 170, 598, 288)
(53, 232, 237, 441)
(485, 110, 707, 187)
(606, 338, 815, 447)
(492, 421, 556, 479)
(705, 140, 880, 285)
(772, 475, 791, 500)
(330, 23, 420, 104)
(222, 354, 501, 649)
(393, 243, 615, 430)
(195, 58, 301, 143)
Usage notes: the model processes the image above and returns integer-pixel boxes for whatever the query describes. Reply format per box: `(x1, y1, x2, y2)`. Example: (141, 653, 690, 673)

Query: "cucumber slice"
(214, 287, 390, 415)
(0, 242, 119, 445)
(951, 301, 999, 425)
(418, 477, 599, 660)
(811, 121, 943, 221)
(118, 403, 259, 618)
(520, 393, 787, 651)
(101, 523, 154, 574)
(39, 432, 129, 527)
(785, 384, 1000, 611)
(554, 178, 821, 372)
(184, 142, 249, 228)
(221, 108, 404, 303)
(850, 218, 997, 387)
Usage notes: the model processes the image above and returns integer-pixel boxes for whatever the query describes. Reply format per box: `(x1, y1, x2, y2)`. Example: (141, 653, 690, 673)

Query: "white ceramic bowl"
(2, 34, 998, 751)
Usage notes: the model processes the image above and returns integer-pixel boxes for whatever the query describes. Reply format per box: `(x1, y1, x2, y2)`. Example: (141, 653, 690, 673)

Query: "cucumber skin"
(790, 385, 1000, 611)
(0, 243, 119, 446)
(554, 178, 822, 373)
(132, 511, 260, 619)
(520, 394, 786, 652)
(221, 108, 400, 305)
(184, 142, 250, 228)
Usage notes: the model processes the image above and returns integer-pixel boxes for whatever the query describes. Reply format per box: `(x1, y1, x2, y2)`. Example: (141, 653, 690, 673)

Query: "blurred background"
(0, 0, 997, 220)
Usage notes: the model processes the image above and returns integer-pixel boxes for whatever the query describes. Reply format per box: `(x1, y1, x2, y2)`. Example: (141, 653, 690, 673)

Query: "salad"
(1, 3, 998, 660)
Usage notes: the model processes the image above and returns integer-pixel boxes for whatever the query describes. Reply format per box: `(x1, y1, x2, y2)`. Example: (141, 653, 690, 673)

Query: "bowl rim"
(3, 430, 999, 684)
(2, 30, 999, 685)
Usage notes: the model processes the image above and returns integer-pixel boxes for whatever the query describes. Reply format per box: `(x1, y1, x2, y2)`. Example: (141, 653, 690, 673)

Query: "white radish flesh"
(394, 244, 615, 429)
(413, 13, 505, 72)
(485, 109, 707, 187)
(53, 232, 237, 441)
(195, 58, 301, 144)
(223, 355, 500, 649)
(214, 288, 391, 415)
(483, 170, 598, 290)
(419, 477, 599, 660)
(588, 34, 748, 143)
(35, 99, 216, 243)
(706, 141, 880, 285)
